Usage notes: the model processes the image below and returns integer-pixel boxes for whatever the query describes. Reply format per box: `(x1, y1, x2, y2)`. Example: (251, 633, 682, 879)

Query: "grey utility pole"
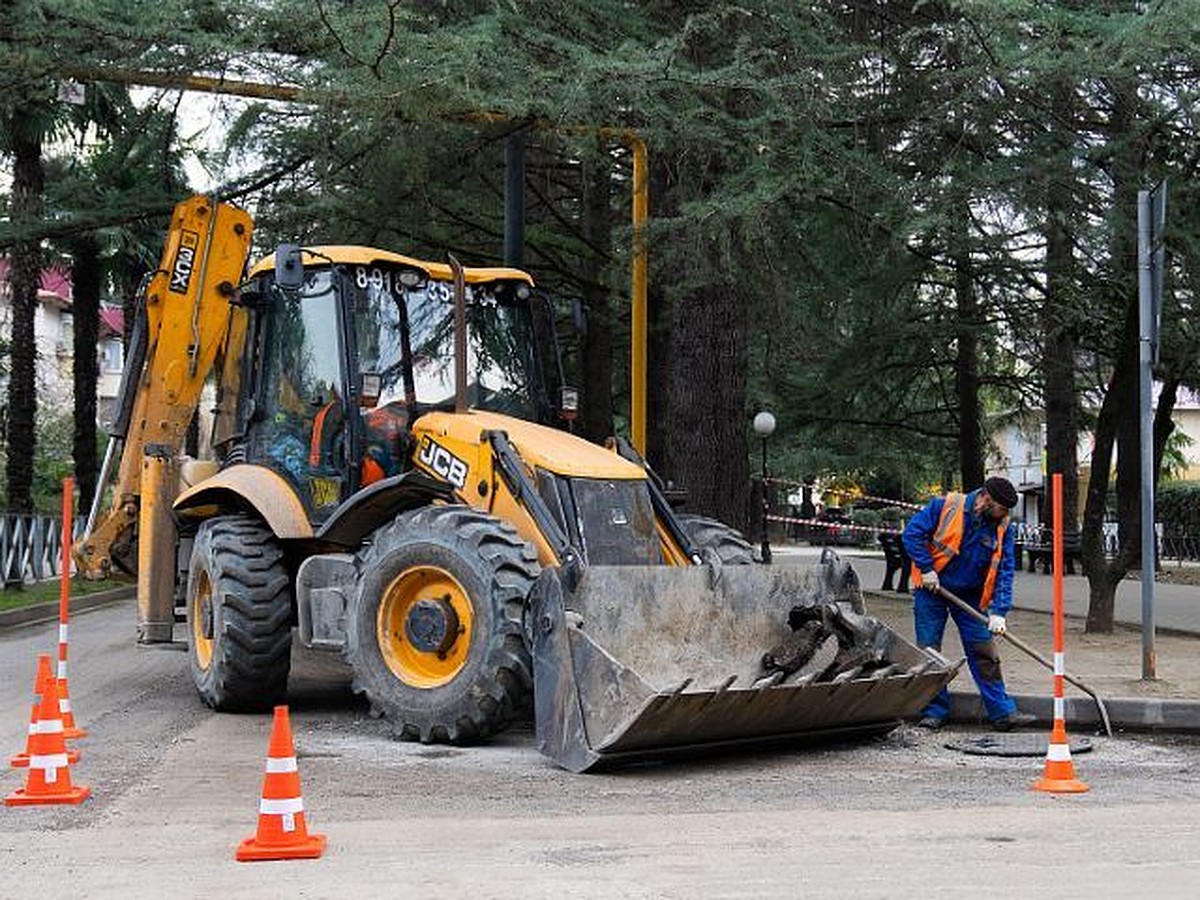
(1137, 182, 1167, 681)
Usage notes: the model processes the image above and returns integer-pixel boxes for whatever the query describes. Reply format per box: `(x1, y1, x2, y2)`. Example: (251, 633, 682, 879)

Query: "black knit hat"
(983, 476, 1018, 510)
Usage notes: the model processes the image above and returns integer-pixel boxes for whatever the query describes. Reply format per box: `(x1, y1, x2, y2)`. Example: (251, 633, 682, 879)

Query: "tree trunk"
(954, 247, 984, 488)
(578, 151, 615, 446)
(5, 125, 44, 515)
(1042, 77, 1081, 534)
(1081, 299, 1136, 633)
(1082, 77, 1142, 633)
(662, 274, 751, 533)
(645, 159, 674, 480)
(647, 149, 751, 533)
(70, 235, 102, 516)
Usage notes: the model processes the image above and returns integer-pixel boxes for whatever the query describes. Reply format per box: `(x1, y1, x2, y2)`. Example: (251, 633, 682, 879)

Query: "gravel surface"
(5, 595, 1200, 897)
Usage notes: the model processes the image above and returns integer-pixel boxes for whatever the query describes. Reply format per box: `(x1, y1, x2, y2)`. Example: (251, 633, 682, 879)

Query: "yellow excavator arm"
(74, 196, 253, 639)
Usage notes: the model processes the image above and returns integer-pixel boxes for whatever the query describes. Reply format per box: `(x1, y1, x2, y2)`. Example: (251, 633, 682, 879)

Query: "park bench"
(1016, 529, 1082, 575)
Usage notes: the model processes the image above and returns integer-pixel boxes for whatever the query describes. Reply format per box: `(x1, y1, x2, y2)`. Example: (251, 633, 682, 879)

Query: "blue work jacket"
(901, 489, 1016, 616)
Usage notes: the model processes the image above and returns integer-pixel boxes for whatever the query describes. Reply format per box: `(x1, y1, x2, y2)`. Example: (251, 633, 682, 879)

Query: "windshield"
(348, 263, 546, 420)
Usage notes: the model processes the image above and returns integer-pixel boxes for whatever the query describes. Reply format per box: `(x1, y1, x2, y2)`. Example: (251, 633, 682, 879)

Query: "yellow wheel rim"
(192, 571, 214, 670)
(377, 565, 474, 688)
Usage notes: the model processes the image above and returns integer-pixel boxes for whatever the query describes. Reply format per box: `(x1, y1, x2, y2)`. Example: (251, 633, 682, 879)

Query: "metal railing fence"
(0, 513, 84, 586)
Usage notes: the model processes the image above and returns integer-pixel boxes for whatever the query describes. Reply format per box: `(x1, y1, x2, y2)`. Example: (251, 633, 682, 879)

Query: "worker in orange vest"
(902, 476, 1035, 731)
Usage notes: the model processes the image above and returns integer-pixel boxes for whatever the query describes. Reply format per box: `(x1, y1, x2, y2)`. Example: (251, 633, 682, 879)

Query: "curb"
(0, 586, 136, 631)
(948, 691, 1200, 735)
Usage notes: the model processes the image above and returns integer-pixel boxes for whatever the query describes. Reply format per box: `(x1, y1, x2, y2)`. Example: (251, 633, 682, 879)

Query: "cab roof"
(248, 245, 534, 285)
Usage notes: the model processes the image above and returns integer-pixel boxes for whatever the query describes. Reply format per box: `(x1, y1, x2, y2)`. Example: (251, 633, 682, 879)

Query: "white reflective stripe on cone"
(1054, 698, 1065, 719)
(34, 719, 64, 734)
(59, 699, 72, 713)
(1053, 652, 1064, 675)
(1047, 743, 1072, 762)
(59, 625, 69, 643)
(30, 753, 69, 772)
(265, 756, 298, 773)
(260, 797, 304, 816)
(57, 662, 68, 679)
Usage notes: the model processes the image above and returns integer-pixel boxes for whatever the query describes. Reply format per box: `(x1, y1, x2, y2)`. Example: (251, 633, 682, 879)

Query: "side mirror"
(359, 372, 382, 408)
(275, 244, 305, 290)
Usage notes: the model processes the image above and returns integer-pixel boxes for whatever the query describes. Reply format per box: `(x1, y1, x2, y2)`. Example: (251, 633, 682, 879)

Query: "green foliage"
(1157, 481, 1200, 536)
(0, 577, 127, 612)
(31, 409, 74, 511)
(2, 0, 1200, 531)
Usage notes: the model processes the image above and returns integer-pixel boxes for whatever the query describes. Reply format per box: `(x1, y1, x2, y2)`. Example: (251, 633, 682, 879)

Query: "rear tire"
(677, 514, 755, 565)
(186, 516, 293, 711)
(347, 505, 540, 743)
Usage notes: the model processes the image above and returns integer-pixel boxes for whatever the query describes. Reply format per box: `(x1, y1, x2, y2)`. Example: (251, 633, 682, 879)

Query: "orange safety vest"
(911, 492, 1009, 610)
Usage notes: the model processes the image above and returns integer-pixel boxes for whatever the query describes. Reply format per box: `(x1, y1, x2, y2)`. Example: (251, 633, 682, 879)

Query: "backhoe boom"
(75, 197, 253, 641)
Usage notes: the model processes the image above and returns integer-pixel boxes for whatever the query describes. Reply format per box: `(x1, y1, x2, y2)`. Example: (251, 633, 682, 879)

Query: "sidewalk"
(774, 544, 1200, 733)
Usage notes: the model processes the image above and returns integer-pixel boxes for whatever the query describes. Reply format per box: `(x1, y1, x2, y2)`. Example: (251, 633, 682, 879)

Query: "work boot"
(991, 711, 1036, 732)
(916, 716, 946, 731)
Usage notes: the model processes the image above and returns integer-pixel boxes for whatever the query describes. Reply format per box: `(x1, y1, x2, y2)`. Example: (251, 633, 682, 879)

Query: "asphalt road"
(4, 599, 1200, 899)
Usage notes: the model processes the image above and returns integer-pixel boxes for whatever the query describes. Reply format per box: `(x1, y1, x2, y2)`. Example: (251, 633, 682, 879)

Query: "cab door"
(248, 268, 353, 522)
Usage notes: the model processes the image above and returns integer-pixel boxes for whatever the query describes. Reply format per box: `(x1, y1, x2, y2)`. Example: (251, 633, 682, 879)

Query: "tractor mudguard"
(528, 556, 959, 773)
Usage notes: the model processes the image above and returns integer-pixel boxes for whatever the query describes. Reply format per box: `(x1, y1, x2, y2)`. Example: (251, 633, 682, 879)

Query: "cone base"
(11, 746, 80, 768)
(236, 832, 326, 862)
(1033, 777, 1090, 794)
(63, 726, 87, 740)
(5, 784, 90, 806)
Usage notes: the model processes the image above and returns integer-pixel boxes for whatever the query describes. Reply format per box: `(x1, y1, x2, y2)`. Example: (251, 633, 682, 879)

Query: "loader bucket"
(528, 556, 959, 772)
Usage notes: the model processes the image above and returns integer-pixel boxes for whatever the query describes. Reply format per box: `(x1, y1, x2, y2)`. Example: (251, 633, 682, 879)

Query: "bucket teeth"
(751, 671, 787, 689)
(670, 678, 694, 696)
(906, 659, 940, 677)
(830, 665, 865, 684)
(713, 675, 737, 693)
(782, 671, 818, 687)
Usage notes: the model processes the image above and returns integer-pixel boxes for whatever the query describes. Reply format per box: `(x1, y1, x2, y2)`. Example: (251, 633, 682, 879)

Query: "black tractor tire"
(676, 514, 756, 565)
(347, 505, 540, 743)
(185, 516, 293, 711)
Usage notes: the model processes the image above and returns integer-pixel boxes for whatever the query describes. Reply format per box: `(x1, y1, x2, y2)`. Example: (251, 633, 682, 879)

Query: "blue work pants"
(913, 588, 1017, 722)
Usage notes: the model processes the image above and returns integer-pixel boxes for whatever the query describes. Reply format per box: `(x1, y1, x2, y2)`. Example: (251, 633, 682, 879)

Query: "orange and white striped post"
(56, 477, 86, 740)
(1032, 472, 1089, 794)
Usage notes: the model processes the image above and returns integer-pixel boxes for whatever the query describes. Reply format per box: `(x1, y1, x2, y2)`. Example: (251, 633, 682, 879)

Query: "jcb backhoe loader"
(76, 195, 956, 772)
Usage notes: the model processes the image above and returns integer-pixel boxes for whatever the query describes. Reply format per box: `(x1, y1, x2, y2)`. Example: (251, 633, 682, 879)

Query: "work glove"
(988, 614, 1007, 635)
(920, 570, 939, 592)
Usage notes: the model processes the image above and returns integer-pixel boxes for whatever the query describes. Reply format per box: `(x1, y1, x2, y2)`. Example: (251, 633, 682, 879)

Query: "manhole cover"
(944, 733, 1094, 757)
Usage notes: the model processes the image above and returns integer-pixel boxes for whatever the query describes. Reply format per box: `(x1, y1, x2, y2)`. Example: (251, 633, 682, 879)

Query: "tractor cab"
(218, 248, 554, 521)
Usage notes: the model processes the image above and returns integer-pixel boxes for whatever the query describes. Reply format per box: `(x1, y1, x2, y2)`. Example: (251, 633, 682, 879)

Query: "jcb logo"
(418, 437, 469, 489)
(169, 231, 199, 294)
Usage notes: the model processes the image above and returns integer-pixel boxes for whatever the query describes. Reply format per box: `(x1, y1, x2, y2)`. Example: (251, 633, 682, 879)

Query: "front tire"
(186, 516, 293, 711)
(347, 506, 540, 743)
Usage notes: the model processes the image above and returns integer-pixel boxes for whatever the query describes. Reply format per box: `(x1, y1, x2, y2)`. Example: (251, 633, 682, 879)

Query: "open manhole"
(944, 733, 1094, 757)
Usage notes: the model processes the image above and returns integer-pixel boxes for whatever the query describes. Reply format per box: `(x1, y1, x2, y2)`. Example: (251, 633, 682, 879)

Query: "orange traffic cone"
(5, 674, 90, 806)
(236, 706, 326, 861)
(1033, 719, 1089, 794)
(11, 655, 80, 768)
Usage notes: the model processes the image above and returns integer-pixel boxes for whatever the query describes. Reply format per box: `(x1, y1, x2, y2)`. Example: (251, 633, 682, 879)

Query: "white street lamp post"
(753, 411, 777, 564)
